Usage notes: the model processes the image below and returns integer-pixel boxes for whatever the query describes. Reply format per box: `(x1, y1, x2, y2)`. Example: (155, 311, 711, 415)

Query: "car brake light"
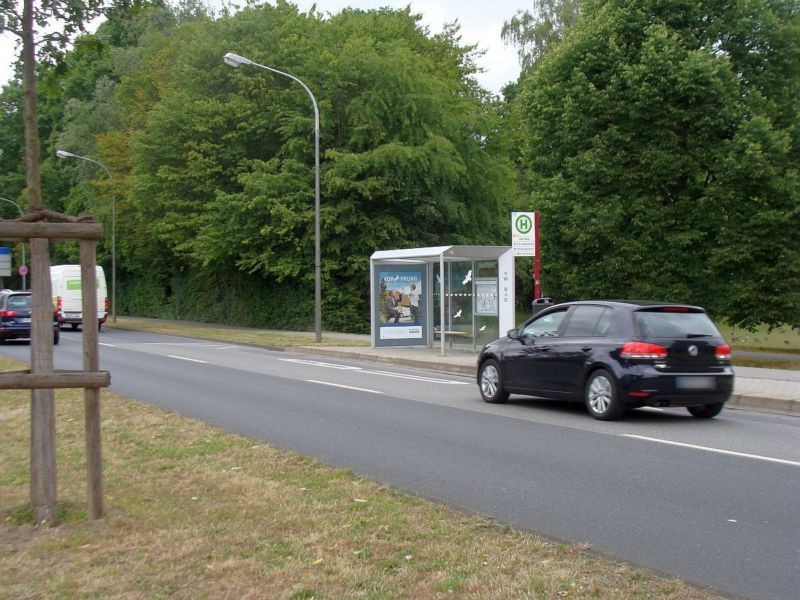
(621, 341, 668, 359)
(715, 344, 732, 360)
(662, 307, 689, 312)
(55, 296, 62, 311)
(0, 309, 16, 318)
(104, 297, 109, 311)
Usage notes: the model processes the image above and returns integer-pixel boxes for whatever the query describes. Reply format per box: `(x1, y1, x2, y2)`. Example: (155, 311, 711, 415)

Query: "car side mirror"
(507, 328, 519, 340)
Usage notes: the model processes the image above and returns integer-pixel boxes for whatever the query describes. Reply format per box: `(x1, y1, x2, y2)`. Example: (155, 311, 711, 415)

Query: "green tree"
(118, 2, 514, 331)
(513, 0, 800, 328)
(502, 0, 583, 69)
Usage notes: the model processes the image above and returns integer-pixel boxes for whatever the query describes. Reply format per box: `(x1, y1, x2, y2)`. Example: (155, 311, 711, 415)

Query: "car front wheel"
(585, 369, 625, 420)
(687, 403, 724, 419)
(479, 359, 509, 404)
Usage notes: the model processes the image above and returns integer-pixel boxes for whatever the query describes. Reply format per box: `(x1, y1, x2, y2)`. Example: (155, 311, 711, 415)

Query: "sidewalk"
(297, 344, 800, 417)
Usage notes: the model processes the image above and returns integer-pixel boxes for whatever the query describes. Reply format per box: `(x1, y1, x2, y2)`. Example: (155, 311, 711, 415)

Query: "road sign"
(19, 265, 28, 276)
(511, 212, 536, 256)
(0, 247, 11, 277)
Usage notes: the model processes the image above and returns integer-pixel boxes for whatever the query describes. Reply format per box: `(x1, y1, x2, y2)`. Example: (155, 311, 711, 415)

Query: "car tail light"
(621, 341, 668, 359)
(55, 296, 62, 312)
(104, 297, 109, 312)
(0, 309, 16, 318)
(715, 344, 732, 361)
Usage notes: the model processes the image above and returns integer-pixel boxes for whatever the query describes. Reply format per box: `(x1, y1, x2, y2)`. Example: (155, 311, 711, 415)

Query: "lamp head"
(223, 52, 252, 68)
(56, 150, 75, 159)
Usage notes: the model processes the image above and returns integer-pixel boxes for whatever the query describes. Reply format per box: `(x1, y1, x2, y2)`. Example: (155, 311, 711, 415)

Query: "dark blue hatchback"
(0, 290, 60, 345)
(477, 300, 734, 420)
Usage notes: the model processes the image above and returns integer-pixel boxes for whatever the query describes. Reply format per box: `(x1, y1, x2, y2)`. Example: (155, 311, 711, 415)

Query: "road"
(2, 328, 799, 600)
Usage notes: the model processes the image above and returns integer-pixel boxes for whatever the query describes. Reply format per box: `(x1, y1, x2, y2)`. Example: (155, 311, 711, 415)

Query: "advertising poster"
(377, 268, 424, 343)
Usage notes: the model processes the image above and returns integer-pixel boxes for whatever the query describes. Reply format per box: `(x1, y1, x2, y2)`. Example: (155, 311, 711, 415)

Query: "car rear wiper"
(686, 333, 712, 338)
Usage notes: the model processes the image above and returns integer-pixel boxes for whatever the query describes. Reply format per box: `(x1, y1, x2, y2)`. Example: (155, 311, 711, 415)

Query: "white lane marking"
(638, 407, 665, 413)
(141, 342, 220, 346)
(216, 346, 237, 350)
(280, 358, 361, 370)
(622, 434, 800, 467)
(362, 369, 469, 385)
(280, 358, 468, 385)
(99, 342, 116, 347)
(306, 380, 383, 395)
(168, 355, 208, 364)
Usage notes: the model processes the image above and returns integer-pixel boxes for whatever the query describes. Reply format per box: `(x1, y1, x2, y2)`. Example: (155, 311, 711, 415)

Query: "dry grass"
(0, 355, 720, 599)
(717, 323, 800, 354)
(108, 316, 370, 348)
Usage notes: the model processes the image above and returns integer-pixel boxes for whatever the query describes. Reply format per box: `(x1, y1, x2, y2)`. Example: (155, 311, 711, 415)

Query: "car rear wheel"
(687, 402, 724, 419)
(585, 369, 625, 421)
(479, 359, 509, 404)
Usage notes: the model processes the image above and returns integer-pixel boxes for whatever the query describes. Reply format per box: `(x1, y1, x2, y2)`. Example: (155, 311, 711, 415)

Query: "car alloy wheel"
(479, 359, 509, 404)
(585, 369, 624, 420)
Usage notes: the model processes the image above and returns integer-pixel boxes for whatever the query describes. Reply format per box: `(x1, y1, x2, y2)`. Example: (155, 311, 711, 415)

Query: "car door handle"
(581, 346, 593, 353)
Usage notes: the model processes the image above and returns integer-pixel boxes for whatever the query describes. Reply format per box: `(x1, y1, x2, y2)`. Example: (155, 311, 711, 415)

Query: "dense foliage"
(1, 0, 798, 331)
(510, 0, 800, 328)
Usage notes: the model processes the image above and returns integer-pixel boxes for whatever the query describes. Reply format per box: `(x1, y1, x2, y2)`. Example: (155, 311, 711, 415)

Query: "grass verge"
(1, 355, 719, 599)
(108, 317, 370, 348)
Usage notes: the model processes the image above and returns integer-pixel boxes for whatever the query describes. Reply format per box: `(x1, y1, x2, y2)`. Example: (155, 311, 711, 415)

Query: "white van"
(51, 265, 109, 331)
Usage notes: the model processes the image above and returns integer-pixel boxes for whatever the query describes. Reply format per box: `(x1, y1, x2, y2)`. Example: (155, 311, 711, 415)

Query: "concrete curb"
(297, 346, 799, 418)
(296, 346, 477, 377)
(727, 394, 800, 417)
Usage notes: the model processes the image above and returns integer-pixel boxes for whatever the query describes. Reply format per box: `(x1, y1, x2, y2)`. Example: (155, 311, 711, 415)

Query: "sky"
(0, 1, 531, 94)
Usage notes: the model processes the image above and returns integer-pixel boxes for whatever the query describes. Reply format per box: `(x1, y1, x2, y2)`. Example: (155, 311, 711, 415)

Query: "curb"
(296, 346, 477, 377)
(298, 346, 799, 418)
(727, 394, 800, 417)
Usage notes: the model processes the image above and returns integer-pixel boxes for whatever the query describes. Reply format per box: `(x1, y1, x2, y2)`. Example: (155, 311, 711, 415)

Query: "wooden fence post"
(29, 237, 57, 526)
(80, 240, 103, 519)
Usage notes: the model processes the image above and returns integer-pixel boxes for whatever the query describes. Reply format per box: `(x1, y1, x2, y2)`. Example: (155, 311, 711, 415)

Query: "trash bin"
(531, 297, 553, 315)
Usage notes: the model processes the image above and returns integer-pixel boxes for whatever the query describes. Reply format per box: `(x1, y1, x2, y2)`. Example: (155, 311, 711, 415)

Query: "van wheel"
(53, 329, 60, 345)
(98, 321, 102, 332)
(70, 323, 79, 331)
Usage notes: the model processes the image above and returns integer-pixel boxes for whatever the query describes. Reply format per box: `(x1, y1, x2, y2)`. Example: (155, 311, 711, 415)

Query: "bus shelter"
(370, 246, 514, 354)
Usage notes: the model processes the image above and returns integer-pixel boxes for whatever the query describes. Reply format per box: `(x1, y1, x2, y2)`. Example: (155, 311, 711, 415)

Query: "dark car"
(0, 290, 60, 345)
(477, 300, 733, 420)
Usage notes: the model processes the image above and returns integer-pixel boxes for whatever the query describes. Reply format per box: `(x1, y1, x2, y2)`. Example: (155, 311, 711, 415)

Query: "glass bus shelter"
(370, 245, 515, 354)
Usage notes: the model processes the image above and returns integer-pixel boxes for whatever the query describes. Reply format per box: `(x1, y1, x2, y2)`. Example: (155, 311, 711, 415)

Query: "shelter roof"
(370, 245, 511, 263)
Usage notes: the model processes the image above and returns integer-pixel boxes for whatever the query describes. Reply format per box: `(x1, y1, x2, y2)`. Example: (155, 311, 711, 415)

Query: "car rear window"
(7, 295, 31, 310)
(634, 309, 719, 338)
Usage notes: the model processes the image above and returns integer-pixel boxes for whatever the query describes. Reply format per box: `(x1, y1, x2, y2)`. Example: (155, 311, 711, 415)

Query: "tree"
(513, 0, 800, 328)
(0, 0, 105, 212)
(502, 0, 583, 70)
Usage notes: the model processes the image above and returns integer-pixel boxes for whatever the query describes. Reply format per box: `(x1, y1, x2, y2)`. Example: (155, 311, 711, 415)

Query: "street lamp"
(56, 150, 116, 323)
(223, 52, 322, 343)
(0, 197, 26, 289)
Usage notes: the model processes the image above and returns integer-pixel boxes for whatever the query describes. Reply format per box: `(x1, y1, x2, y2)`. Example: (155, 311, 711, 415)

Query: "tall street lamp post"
(223, 52, 322, 343)
(0, 197, 26, 289)
(56, 150, 116, 323)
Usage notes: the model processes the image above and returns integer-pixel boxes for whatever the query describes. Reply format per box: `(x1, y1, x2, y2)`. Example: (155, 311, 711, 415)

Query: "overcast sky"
(0, 0, 531, 94)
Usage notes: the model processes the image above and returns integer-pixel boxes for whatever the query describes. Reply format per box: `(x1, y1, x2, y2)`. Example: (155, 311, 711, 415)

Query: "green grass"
(0, 355, 721, 599)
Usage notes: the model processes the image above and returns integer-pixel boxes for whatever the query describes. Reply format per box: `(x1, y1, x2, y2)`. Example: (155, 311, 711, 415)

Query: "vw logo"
(688, 345, 699, 357)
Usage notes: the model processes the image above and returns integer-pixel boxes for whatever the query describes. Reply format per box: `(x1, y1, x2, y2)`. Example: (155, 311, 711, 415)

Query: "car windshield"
(634, 309, 719, 338)
(7, 295, 31, 310)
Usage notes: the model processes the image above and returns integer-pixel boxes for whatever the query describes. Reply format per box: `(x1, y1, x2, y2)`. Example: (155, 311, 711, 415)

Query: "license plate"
(65, 312, 80, 318)
(19, 317, 31, 324)
(677, 376, 715, 390)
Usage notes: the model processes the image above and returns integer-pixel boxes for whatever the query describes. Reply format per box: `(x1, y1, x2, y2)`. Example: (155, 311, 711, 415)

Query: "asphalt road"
(2, 328, 799, 600)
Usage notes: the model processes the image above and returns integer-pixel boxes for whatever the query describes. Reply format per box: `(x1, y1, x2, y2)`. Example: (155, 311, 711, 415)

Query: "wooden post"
(80, 241, 103, 519)
(29, 237, 57, 526)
